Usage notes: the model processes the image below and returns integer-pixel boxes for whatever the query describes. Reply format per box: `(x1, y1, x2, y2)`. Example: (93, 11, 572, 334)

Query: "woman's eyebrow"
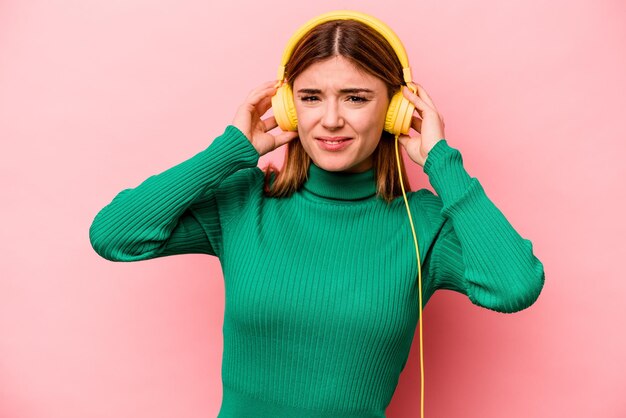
(296, 88, 375, 94)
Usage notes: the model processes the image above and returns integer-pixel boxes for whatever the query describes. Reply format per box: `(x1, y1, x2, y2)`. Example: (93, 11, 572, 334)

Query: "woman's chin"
(312, 159, 363, 173)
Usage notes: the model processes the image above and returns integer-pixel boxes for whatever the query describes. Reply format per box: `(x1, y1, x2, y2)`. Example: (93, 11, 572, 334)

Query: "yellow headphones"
(271, 10, 426, 418)
(271, 10, 418, 136)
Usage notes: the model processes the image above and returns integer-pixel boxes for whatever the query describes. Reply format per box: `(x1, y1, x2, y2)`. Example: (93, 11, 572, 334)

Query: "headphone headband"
(276, 10, 414, 86)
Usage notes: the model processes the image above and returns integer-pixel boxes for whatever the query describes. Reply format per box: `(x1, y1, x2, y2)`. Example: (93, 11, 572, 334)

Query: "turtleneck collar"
(301, 161, 378, 202)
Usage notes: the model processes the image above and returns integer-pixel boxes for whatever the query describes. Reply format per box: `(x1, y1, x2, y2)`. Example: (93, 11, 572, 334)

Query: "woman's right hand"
(231, 80, 299, 157)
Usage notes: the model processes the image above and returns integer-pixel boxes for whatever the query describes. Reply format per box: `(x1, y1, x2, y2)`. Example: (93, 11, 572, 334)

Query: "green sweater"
(89, 125, 545, 418)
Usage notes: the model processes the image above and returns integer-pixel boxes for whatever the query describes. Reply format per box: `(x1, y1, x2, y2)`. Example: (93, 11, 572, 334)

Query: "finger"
(262, 115, 278, 132)
(396, 133, 410, 149)
(397, 130, 422, 149)
(256, 95, 273, 116)
(248, 81, 280, 106)
(412, 83, 438, 111)
(275, 130, 299, 147)
(248, 81, 276, 98)
(402, 86, 430, 113)
(248, 87, 276, 107)
(410, 115, 422, 133)
(259, 79, 280, 90)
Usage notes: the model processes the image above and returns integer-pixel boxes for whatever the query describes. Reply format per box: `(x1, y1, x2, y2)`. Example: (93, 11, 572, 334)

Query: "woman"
(89, 13, 545, 418)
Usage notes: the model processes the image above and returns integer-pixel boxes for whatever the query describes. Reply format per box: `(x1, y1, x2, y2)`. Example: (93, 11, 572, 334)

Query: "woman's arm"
(88, 125, 259, 261)
(423, 139, 545, 313)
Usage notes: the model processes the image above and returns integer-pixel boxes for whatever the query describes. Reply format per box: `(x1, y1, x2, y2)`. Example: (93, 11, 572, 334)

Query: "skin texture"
(231, 59, 446, 170)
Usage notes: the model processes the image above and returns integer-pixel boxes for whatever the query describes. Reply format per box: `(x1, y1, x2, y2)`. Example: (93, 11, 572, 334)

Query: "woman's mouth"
(316, 137, 353, 151)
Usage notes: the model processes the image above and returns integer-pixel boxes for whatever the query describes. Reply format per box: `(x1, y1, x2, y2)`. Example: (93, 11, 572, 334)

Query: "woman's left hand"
(396, 82, 446, 168)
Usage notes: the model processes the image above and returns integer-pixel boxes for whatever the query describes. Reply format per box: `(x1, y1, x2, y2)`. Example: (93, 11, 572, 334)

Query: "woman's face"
(292, 55, 389, 173)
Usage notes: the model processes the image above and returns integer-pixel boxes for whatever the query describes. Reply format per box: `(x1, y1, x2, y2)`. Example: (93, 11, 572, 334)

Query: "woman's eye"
(300, 96, 368, 103)
(347, 96, 368, 103)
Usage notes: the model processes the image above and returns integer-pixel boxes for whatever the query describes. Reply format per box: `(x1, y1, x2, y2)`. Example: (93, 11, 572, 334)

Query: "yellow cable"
(395, 133, 424, 418)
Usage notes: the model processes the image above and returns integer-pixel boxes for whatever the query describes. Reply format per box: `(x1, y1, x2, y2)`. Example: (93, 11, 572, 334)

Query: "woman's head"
(263, 18, 412, 203)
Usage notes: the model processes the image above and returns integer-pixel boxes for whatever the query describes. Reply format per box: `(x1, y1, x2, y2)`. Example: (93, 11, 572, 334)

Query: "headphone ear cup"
(385, 90, 416, 136)
(271, 83, 298, 132)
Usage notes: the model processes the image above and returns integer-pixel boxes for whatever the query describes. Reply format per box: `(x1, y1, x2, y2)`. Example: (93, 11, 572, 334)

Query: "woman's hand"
(396, 82, 446, 167)
(231, 80, 299, 157)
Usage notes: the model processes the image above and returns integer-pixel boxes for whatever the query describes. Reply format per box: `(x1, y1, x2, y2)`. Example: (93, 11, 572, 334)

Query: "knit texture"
(89, 125, 545, 417)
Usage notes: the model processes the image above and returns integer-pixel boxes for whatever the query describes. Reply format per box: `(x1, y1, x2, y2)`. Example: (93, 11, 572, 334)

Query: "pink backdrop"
(1, 0, 624, 417)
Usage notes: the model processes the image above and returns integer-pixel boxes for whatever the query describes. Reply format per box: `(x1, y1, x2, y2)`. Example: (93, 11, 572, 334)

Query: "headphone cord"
(395, 133, 424, 418)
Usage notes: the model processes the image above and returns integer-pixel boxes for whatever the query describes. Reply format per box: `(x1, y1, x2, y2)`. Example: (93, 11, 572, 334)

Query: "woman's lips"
(316, 137, 353, 151)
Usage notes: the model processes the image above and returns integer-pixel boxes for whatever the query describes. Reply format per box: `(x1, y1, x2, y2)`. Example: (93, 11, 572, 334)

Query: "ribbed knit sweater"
(89, 125, 545, 418)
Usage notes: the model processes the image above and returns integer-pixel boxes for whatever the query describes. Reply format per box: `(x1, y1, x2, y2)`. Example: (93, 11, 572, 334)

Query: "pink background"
(1, 0, 624, 417)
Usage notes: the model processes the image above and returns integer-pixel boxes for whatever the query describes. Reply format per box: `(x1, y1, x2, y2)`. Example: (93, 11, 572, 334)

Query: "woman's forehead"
(294, 59, 384, 92)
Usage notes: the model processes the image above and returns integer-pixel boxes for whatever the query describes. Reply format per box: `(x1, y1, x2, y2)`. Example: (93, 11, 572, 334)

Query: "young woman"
(90, 12, 545, 418)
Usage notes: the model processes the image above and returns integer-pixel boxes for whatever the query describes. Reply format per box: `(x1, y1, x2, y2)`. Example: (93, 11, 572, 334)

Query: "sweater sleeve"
(423, 139, 545, 313)
(89, 125, 260, 261)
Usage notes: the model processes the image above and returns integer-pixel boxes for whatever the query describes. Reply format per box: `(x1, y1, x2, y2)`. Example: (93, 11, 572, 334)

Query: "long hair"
(262, 19, 413, 204)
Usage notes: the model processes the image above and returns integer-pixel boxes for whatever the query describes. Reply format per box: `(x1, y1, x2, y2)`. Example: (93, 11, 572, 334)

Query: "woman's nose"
(321, 100, 344, 129)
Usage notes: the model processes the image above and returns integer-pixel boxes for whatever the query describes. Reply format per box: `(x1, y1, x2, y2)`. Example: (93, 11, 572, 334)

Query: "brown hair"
(262, 19, 413, 204)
